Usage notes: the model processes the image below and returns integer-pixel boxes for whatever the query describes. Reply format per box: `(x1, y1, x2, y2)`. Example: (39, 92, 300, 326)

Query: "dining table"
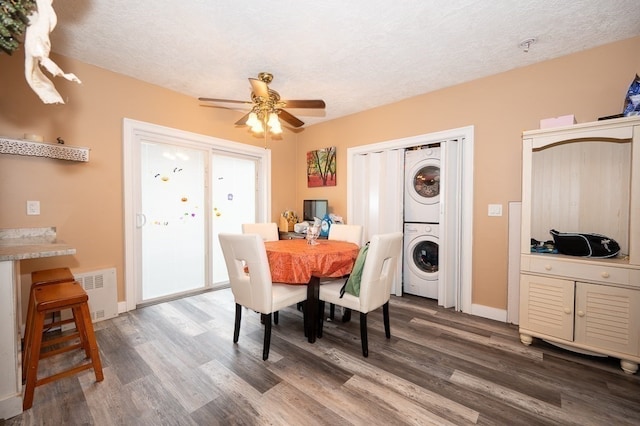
(264, 238, 359, 343)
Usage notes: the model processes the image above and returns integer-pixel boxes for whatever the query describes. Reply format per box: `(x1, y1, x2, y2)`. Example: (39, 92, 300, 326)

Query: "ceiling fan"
(198, 72, 326, 134)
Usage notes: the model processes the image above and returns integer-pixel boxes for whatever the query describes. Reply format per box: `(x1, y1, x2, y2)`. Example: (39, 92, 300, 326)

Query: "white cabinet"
(519, 116, 640, 374)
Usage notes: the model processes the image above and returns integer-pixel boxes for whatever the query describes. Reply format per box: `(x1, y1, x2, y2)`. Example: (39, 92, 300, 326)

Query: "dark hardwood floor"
(5, 288, 640, 425)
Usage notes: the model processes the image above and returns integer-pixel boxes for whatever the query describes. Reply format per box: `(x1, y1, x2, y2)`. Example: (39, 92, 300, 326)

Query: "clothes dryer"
(403, 222, 439, 298)
(404, 147, 440, 223)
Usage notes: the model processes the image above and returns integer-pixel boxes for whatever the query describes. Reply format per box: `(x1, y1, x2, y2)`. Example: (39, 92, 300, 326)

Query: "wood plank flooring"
(4, 288, 640, 425)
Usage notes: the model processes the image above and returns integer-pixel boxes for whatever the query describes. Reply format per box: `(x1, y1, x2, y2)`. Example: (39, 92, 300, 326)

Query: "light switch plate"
(27, 200, 40, 215)
(488, 204, 502, 217)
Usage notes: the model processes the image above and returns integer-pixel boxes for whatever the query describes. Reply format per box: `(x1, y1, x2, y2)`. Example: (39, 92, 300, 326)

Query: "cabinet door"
(520, 274, 574, 341)
(575, 282, 640, 356)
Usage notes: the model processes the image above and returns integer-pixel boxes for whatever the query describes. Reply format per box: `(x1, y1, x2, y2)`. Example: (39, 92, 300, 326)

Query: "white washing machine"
(404, 146, 441, 223)
(403, 222, 439, 298)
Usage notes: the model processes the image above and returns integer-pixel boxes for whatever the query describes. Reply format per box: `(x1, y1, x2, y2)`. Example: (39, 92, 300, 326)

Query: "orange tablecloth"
(264, 239, 359, 284)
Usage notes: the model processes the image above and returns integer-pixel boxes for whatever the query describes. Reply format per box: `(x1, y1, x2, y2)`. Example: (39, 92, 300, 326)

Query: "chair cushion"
(271, 283, 308, 312)
(319, 281, 362, 311)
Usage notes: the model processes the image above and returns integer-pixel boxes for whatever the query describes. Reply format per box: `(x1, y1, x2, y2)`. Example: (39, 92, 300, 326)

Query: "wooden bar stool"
(31, 267, 75, 286)
(22, 268, 76, 381)
(22, 280, 103, 410)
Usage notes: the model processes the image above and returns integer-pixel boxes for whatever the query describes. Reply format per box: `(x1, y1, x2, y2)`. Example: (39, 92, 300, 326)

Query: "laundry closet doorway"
(347, 126, 473, 313)
(123, 119, 271, 310)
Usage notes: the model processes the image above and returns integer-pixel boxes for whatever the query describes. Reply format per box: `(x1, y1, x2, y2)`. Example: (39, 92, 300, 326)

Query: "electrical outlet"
(26, 200, 40, 215)
(488, 204, 502, 217)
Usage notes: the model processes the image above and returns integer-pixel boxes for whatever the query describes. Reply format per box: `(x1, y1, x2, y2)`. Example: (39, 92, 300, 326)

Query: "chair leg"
(233, 304, 242, 343)
(360, 312, 368, 357)
(342, 308, 352, 323)
(274, 311, 279, 325)
(329, 303, 335, 320)
(318, 301, 325, 338)
(383, 302, 391, 338)
(262, 313, 272, 360)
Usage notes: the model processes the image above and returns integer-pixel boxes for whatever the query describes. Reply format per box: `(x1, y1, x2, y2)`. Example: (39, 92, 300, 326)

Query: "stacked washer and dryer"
(403, 145, 440, 298)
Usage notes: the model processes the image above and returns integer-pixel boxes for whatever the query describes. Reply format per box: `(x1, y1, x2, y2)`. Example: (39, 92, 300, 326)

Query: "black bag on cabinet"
(550, 229, 621, 258)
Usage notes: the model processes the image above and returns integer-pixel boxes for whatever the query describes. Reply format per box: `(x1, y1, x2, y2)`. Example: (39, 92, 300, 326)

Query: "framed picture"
(307, 146, 336, 187)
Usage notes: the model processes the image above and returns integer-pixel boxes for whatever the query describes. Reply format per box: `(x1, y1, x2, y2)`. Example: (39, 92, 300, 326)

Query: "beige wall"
(296, 36, 640, 310)
(1, 36, 638, 314)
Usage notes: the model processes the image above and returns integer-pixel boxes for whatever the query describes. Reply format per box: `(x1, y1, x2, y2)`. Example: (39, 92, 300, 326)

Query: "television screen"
(303, 199, 328, 222)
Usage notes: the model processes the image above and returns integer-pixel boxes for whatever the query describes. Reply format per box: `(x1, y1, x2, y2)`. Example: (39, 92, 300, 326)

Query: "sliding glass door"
(139, 141, 207, 301)
(124, 119, 271, 309)
(210, 151, 258, 284)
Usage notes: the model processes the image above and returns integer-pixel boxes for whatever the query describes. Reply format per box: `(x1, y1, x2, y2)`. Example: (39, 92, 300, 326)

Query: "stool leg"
(23, 310, 45, 410)
(72, 305, 92, 359)
(79, 302, 103, 381)
(22, 289, 36, 382)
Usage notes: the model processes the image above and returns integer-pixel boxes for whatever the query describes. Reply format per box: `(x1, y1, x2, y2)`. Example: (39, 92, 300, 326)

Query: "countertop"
(0, 227, 76, 261)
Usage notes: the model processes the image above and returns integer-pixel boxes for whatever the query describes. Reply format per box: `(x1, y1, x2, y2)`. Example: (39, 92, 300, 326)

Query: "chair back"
(218, 233, 274, 314)
(328, 224, 363, 246)
(241, 222, 279, 242)
(358, 232, 403, 313)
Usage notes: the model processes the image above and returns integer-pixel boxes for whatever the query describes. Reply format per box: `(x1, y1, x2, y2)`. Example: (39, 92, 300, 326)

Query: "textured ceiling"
(49, 0, 640, 127)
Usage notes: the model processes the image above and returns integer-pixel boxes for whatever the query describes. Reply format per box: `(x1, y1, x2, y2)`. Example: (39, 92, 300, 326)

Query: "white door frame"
(123, 119, 271, 311)
(347, 126, 474, 313)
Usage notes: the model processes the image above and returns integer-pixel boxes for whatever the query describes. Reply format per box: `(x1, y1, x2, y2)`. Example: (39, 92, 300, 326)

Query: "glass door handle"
(136, 213, 147, 228)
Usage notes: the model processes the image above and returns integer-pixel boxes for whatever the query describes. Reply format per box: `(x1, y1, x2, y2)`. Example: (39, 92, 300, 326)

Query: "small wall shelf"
(0, 137, 89, 162)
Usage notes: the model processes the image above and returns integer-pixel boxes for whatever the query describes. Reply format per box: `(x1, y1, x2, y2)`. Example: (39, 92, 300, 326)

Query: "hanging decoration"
(0, 0, 81, 103)
(23, 0, 81, 103)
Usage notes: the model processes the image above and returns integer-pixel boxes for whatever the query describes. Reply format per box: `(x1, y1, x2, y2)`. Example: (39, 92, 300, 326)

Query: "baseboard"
(470, 303, 507, 322)
(0, 394, 23, 420)
(118, 301, 128, 314)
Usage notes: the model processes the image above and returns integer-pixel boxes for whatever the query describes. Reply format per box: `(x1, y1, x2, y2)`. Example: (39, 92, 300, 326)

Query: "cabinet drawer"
(527, 257, 637, 287)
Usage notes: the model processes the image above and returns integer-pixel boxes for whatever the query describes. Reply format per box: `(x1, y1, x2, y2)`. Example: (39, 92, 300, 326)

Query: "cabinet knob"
(577, 310, 585, 317)
(564, 308, 572, 314)
(601, 271, 610, 279)
(544, 264, 552, 271)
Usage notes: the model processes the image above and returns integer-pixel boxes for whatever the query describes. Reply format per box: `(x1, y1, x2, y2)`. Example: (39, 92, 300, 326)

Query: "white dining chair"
(218, 233, 307, 360)
(241, 222, 279, 242)
(328, 224, 363, 246)
(318, 232, 403, 357)
(324, 224, 364, 319)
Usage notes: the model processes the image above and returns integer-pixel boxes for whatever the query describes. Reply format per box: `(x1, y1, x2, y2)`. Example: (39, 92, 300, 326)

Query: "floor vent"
(61, 267, 118, 330)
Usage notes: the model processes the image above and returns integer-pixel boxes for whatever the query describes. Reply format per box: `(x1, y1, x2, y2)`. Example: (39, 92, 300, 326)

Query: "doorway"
(347, 126, 473, 313)
(123, 119, 271, 310)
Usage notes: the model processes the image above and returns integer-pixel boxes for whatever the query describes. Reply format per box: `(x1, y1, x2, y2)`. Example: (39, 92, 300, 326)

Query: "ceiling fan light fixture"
(246, 112, 259, 127)
(266, 112, 282, 134)
(267, 112, 279, 126)
(250, 120, 264, 133)
(199, 72, 326, 139)
(270, 122, 282, 135)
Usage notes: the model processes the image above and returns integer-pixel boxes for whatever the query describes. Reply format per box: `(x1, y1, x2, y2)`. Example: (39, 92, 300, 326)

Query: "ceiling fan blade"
(249, 78, 269, 99)
(235, 112, 251, 126)
(278, 109, 305, 128)
(282, 100, 326, 109)
(198, 97, 253, 105)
